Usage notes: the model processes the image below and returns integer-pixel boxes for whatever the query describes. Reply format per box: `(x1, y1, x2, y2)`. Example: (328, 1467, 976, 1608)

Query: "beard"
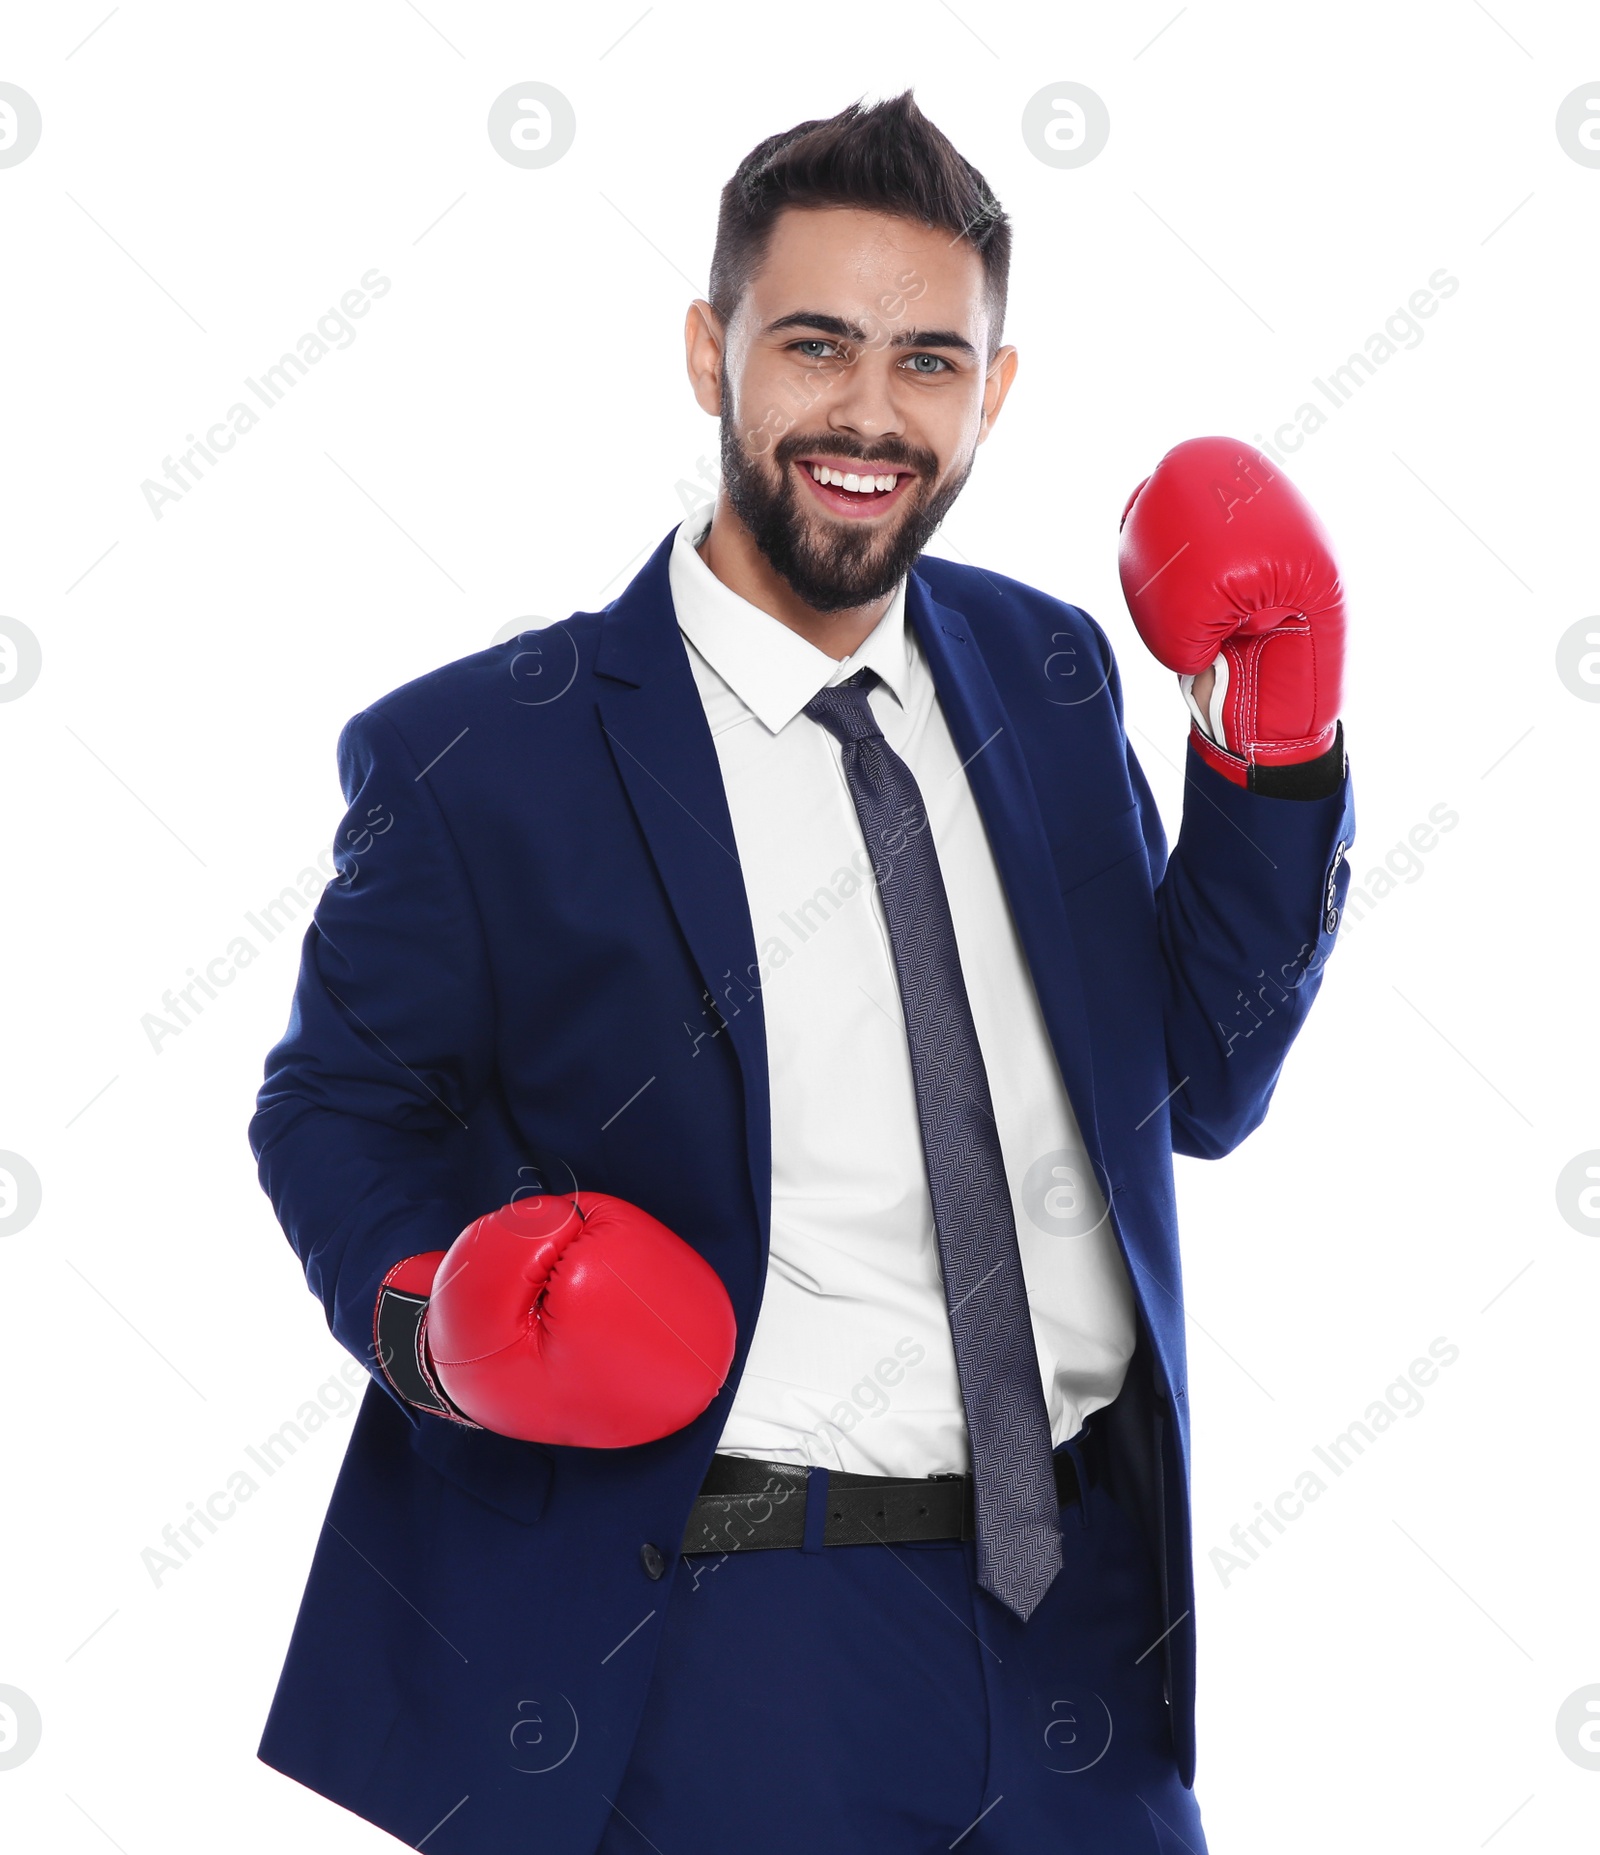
(717, 360, 975, 614)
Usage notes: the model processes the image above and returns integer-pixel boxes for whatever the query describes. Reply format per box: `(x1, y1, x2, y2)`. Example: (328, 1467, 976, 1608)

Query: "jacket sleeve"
(1094, 616, 1356, 1161)
(248, 705, 499, 1416)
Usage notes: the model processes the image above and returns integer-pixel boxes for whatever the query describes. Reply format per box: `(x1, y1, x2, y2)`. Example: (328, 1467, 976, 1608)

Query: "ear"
(976, 344, 1019, 444)
(685, 299, 726, 417)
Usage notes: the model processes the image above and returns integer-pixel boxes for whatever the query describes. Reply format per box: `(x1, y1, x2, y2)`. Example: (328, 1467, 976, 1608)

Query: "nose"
(822, 349, 906, 449)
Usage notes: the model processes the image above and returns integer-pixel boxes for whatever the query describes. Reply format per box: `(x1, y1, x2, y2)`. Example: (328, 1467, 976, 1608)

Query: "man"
(251, 91, 1353, 1855)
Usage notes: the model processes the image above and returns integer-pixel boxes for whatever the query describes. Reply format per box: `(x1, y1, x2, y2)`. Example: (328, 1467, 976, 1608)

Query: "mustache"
(771, 431, 938, 477)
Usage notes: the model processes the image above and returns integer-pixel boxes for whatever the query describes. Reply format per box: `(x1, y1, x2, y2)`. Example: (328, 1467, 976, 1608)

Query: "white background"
(2, 3, 1597, 1850)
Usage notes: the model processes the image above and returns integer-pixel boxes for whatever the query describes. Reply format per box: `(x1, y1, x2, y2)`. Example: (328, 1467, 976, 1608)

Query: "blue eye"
(903, 353, 950, 374)
(794, 339, 840, 359)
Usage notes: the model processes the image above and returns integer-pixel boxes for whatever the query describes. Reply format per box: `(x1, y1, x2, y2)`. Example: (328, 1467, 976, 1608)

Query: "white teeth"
(809, 463, 898, 494)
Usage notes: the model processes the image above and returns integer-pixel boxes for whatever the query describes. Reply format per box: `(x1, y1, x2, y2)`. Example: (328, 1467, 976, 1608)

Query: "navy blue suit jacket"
(250, 524, 1354, 1854)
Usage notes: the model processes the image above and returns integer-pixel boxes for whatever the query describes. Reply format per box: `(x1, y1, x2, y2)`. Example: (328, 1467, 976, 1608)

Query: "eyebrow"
(763, 310, 979, 360)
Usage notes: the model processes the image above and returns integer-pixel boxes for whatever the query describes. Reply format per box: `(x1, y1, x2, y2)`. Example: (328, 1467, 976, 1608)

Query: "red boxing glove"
(373, 1193, 737, 1447)
(1118, 436, 1346, 787)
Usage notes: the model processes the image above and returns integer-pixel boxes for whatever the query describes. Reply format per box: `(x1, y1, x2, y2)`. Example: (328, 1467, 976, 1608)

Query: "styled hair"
(708, 90, 1010, 358)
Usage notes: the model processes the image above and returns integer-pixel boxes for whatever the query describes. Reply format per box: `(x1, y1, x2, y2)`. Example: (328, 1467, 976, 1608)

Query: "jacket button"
(639, 1542, 666, 1580)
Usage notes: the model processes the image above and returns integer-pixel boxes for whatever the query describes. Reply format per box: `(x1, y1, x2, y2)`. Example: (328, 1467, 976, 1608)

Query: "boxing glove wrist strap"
(1192, 719, 1346, 800)
(374, 1254, 482, 1426)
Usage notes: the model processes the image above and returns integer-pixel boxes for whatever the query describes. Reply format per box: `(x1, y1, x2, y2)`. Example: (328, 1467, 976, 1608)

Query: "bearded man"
(252, 89, 1353, 1855)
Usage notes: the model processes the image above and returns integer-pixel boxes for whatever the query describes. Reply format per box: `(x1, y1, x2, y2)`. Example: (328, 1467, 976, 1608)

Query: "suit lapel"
(592, 529, 772, 1241)
(906, 569, 1107, 1178)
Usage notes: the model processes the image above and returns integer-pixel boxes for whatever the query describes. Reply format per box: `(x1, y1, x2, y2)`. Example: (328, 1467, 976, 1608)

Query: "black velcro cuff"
(1248, 722, 1346, 800)
(374, 1285, 480, 1426)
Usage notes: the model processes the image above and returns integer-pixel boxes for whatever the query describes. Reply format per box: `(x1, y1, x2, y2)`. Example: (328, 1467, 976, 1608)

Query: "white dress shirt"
(669, 514, 1136, 1476)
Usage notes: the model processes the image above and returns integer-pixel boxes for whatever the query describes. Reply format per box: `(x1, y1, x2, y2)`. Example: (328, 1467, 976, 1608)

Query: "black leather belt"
(681, 1430, 1100, 1556)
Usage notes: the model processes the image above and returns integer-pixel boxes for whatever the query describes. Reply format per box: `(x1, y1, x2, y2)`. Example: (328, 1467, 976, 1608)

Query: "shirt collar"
(668, 515, 911, 734)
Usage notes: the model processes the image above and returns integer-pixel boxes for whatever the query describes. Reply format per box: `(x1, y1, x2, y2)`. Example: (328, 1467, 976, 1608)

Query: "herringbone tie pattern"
(804, 669, 1062, 1620)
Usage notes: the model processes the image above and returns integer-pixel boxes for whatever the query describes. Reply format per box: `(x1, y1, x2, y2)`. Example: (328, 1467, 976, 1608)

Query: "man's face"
(696, 207, 1016, 613)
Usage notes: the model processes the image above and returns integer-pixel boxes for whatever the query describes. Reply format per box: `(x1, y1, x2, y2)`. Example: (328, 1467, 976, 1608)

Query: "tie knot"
(804, 667, 882, 747)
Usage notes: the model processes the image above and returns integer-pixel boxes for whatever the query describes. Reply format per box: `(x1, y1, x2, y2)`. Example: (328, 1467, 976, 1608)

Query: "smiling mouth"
(794, 456, 915, 519)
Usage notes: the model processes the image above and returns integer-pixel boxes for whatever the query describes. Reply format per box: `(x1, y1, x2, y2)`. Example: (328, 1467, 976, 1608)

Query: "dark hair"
(708, 90, 1011, 358)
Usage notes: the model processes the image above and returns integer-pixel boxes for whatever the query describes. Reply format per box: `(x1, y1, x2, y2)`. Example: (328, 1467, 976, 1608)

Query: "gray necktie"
(804, 667, 1062, 1621)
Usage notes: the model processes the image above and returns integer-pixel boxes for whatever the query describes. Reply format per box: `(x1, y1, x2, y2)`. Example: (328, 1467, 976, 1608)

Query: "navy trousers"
(597, 1444, 1208, 1855)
